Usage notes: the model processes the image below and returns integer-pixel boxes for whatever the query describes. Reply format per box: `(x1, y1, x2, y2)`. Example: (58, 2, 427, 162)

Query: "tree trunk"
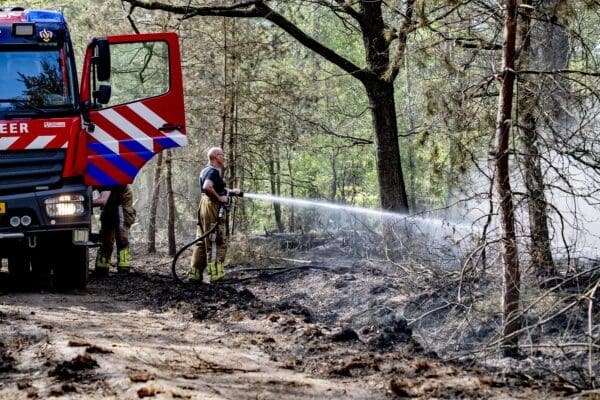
(358, 0, 411, 213)
(166, 150, 176, 256)
(520, 107, 555, 275)
(364, 79, 409, 213)
(222, 17, 239, 236)
(220, 17, 229, 150)
(228, 90, 238, 235)
(405, 48, 417, 212)
(287, 147, 295, 232)
(535, 0, 570, 122)
(495, 0, 521, 357)
(329, 148, 338, 202)
(268, 146, 284, 233)
(517, 1, 555, 276)
(147, 153, 163, 253)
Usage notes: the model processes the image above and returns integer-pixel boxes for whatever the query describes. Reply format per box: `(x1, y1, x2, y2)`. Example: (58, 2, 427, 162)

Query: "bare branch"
(385, 0, 415, 82)
(122, 0, 370, 82)
(518, 69, 600, 77)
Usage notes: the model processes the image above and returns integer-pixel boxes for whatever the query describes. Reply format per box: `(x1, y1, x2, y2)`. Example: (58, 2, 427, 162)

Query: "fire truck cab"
(0, 7, 186, 289)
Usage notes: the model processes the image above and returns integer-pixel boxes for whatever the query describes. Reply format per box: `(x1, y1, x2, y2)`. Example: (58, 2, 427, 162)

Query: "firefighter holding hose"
(188, 147, 241, 283)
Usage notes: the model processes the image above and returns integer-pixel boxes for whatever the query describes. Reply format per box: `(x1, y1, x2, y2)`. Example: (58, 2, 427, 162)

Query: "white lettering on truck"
(0, 123, 29, 134)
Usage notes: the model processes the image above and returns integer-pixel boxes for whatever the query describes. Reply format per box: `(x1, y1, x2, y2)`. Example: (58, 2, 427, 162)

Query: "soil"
(0, 237, 596, 399)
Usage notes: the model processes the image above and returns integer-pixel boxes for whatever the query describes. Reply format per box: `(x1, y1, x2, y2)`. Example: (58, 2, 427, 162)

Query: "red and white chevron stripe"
(88, 101, 187, 154)
(0, 136, 68, 150)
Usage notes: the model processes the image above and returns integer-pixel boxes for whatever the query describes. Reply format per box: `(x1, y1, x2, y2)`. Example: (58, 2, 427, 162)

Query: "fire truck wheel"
(54, 245, 89, 291)
(31, 255, 51, 282)
(7, 256, 30, 284)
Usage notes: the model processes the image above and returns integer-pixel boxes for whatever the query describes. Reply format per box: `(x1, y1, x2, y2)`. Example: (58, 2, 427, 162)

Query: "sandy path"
(0, 286, 373, 399)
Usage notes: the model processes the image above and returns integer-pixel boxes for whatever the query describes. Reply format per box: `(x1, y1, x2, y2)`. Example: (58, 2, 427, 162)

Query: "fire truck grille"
(0, 150, 65, 193)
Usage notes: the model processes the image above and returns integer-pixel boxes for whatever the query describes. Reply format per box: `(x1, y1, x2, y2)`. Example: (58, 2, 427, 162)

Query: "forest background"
(8, 0, 600, 384)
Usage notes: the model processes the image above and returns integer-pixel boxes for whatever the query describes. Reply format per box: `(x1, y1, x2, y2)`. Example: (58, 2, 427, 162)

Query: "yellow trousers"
(189, 195, 226, 281)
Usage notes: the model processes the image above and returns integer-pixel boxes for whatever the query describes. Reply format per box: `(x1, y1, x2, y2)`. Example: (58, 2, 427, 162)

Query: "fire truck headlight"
(44, 195, 86, 217)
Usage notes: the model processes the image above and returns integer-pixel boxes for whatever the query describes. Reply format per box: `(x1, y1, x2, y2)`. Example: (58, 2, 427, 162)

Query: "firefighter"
(93, 185, 136, 277)
(188, 147, 241, 283)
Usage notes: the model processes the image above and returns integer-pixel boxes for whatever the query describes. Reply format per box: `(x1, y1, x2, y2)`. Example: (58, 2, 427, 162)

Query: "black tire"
(31, 252, 51, 285)
(54, 245, 89, 291)
(7, 256, 30, 285)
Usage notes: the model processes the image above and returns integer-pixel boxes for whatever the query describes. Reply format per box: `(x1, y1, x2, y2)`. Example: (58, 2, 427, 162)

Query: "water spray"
(243, 192, 473, 232)
(244, 192, 400, 218)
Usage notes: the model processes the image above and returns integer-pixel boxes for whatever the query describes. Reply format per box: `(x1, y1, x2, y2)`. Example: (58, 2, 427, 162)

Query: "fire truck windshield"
(0, 46, 76, 115)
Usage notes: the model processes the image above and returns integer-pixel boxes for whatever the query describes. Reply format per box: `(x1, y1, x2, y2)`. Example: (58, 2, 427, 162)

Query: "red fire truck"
(0, 7, 186, 289)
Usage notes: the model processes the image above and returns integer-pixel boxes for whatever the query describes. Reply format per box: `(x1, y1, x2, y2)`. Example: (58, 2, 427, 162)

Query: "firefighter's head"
(207, 147, 225, 169)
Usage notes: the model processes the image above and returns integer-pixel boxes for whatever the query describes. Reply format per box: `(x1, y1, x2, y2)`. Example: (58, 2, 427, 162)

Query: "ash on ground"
(0, 229, 596, 399)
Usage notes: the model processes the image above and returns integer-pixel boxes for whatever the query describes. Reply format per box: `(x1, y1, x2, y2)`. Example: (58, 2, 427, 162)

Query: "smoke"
(450, 150, 600, 265)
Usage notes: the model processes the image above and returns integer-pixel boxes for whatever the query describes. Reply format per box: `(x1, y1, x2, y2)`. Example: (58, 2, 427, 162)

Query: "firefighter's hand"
(229, 188, 242, 197)
(218, 194, 229, 204)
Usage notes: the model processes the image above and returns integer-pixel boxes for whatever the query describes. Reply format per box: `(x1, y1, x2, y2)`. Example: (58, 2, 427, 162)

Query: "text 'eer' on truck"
(0, 7, 187, 290)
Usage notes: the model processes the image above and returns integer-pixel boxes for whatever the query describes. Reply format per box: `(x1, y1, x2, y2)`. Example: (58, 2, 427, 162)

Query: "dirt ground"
(0, 238, 596, 399)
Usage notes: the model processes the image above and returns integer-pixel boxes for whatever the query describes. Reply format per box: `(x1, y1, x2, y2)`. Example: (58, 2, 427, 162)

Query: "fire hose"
(171, 191, 243, 283)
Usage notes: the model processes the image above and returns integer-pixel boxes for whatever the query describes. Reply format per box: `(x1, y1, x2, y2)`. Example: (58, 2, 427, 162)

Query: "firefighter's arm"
(203, 179, 228, 204)
(93, 190, 111, 207)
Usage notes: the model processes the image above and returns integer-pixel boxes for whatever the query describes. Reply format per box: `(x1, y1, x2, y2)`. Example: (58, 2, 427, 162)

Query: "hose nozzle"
(227, 190, 243, 198)
(220, 191, 242, 218)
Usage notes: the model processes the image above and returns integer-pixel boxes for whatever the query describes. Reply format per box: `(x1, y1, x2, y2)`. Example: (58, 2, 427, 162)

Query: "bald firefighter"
(188, 147, 241, 283)
(93, 185, 136, 276)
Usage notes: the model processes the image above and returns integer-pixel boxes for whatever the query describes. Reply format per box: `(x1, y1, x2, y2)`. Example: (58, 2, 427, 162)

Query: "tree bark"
(222, 17, 239, 236)
(329, 148, 338, 202)
(147, 152, 163, 253)
(517, 1, 555, 276)
(268, 146, 284, 232)
(286, 147, 295, 232)
(227, 89, 238, 235)
(358, 0, 411, 213)
(364, 79, 409, 212)
(166, 150, 176, 256)
(495, 0, 521, 358)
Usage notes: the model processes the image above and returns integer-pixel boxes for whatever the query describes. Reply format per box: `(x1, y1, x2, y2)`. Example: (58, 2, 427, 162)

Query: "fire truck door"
(81, 32, 186, 186)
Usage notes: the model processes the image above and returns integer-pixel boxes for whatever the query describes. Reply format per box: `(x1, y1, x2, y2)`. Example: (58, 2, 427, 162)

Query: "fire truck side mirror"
(92, 84, 111, 104)
(93, 39, 111, 82)
(93, 84, 111, 105)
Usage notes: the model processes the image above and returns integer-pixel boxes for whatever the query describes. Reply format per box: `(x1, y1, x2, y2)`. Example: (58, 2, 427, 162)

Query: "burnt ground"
(0, 233, 598, 399)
